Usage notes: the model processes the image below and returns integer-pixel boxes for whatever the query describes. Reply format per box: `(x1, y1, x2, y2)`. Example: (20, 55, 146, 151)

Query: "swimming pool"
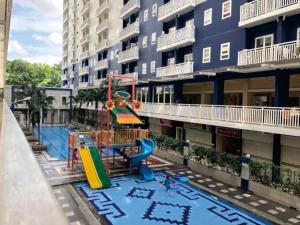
(35, 126, 119, 160)
(76, 173, 271, 225)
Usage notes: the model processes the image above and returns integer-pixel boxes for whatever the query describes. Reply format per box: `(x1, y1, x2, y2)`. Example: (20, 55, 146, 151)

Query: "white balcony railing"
(94, 78, 105, 86)
(120, 0, 140, 19)
(79, 82, 89, 89)
(118, 46, 139, 64)
(96, 1, 109, 16)
(95, 59, 108, 71)
(80, 50, 90, 59)
(96, 40, 109, 52)
(156, 62, 194, 78)
(158, 0, 197, 22)
(119, 21, 140, 41)
(61, 74, 67, 80)
(80, 35, 89, 45)
(120, 72, 138, 83)
(239, 0, 300, 27)
(139, 103, 300, 136)
(157, 26, 195, 52)
(96, 21, 108, 34)
(238, 40, 300, 66)
(80, 19, 89, 30)
(79, 66, 89, 76)
(81, 3, 90, 15)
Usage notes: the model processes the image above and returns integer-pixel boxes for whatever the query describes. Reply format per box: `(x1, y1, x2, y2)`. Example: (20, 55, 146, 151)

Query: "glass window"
(153, 85, 174, 103)
(151, 32, 156, 45)
(152, 4, 157, 17)
(255, 34, 274, 48)
(184, 53, 193, 62)
(47, 97, 54, 105)
(142, 36, 148, 48)
(220, 42, 230, 60)
(142, 63, 147, 75)
(204, 8, 212, 26)
(62, 97, 67, 105)
(144, 9, 148, 22)
(202, 47, 211, 63)
(222, 0, 231, 19)
(151, 61, 156, 73)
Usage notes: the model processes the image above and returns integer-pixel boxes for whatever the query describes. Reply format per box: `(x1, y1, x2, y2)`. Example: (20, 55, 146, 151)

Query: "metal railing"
(120, 0, 140, 18)
(158, 0, 196, 22)
(156, 62, 194, 78)
(95, 59, 108, 71)
(139, 103, 300, 129)
(157, 25, 195, 52)
(118, 46, 139, 64)
(240, 0, 300, 22)
(119, 21, 139, 41)
(238, 40, 300, 66)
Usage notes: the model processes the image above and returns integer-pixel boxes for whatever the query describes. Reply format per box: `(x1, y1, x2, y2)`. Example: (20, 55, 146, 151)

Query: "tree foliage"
(6, 59, 61, 87)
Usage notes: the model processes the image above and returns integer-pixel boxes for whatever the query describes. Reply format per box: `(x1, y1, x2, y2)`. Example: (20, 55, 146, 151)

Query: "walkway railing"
(240, 0, 300, 22)
(238, 40, 300, 66)
(139, 103, 300, 129)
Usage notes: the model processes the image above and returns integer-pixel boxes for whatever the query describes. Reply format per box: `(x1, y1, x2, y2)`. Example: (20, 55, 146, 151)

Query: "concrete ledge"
(0, 101, 68, 225)
(153, 149, 183, 164)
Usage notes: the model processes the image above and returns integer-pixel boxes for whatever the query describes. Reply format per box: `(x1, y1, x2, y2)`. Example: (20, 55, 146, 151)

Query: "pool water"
(76, 173, 271, 225)
(35, 126, 117, 160)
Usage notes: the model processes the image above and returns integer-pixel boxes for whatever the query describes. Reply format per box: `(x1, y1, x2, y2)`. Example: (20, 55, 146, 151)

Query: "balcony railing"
(80, 35, 89, 45)
(120, 72, 138, 84)
(239, 0, 300, 27)
(238, 40, 300, 66)
(61, 74, 67, 80)
(94, 78, 105, 86)
(138, 103, 300, 136)
(119, 21, 139, 41)
(69, 71, 74, 78)
(96, 40, 109, 52)
(157, 25, 195, 52)
(79, 66, 89, 76)
(96, 1, 109, 16)
(118, 46, 139, 64)
(81, 2, 90, 15)
(80, 19, 89, 30)
(120, 0, 140, 19)
(96, 21, 108, 34)
(79, 82, 89, 89)
(156, 62, 194, 78)
(158, 0, 197, 22)
(95, 59, 108, 71)
(80, 50, 90, 59)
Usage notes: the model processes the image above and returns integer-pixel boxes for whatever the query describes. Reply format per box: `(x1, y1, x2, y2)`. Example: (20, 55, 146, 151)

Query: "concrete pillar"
(242, 80, 249, 106)
(174, 81, 183, 103)
(147, 83, 154, 103)
(58, 109, 60, 124)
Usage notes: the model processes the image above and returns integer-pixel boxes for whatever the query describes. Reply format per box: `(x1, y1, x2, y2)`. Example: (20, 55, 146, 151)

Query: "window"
(142, 63, 147, 75)
(151, 32, 156, 45)
(151, 61, 156, 73)
(62, 96, 67, 105)
(222, 0, 232, 19)
(152, 85, 174, 104)
(144, 9, 148, 22)
(202, 47, 211, 63)
(220, 42, 230, 60)
(255, 34, 273, 48)
(204, 8, 212, 26)
(142, 36, 148, 48)
(184, 53, 193, 62)
(152, 4, 157, 17)
(47, 97, 54, 105)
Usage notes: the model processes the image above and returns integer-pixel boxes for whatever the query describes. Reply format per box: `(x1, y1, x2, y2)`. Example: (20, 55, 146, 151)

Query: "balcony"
(96, 40, 109, 52)
(238, 40, 300, 66)
(95, 59, 108, 71)
(96, 21, 108, 34)
(79, 82, 89, 89)
(119, 21, 139, 41)
(80, 35, 89, 45)
(156, 62, 194, 78)
(61, 74, 67, 80)
(118, 46, 139, 64)
(70, 84, 74, 89)
(79, 66, 89, 76)
(69, 71, 74, 78)
(63, 1, 69, 12)
(157, 25, 195, 52)
(138, 103, 300, 136)
(94, 78, 105, 86)
(80, 50, 90, 59)
(81, 2, 90, 16)
(96, 1, 109, 16)
(120, 0, 140, 19)
(80, 19, 89, 30)
(158, 0, 197, 22)
(239, 0, 300, 28)
(120, 72, 138, 84)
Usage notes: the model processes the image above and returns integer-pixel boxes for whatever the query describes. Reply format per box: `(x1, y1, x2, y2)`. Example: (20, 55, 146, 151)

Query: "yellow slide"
(78, 146, 103, 189)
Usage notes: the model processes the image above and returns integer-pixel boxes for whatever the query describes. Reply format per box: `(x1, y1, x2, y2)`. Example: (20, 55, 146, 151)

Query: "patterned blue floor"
(34, 126, 117, 160)
(75, 173, 272, 225)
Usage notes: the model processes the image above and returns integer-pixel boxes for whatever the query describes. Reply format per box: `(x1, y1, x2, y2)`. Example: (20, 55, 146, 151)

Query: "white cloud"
(48, 32, 63, 45)
(32, 32, 62, 45)
(8, 40, 28, 55)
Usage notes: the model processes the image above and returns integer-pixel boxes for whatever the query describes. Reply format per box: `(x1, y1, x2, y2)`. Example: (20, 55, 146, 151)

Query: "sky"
(8, 0, 63, 66)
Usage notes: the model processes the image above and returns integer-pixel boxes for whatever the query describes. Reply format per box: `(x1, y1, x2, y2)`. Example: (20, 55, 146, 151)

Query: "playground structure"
(67, 74, 156, 189)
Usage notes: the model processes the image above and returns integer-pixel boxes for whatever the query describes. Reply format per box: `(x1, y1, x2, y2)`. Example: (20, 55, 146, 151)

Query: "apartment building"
(62, 0, 300, 169)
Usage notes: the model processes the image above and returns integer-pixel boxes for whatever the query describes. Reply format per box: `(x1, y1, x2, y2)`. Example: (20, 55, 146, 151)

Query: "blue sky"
(8, 0, 63, 65)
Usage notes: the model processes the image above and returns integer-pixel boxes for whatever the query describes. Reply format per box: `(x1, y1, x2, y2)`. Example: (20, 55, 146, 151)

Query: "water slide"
(78, 146, 111, 189)
(110, 105, 143, 125)
(130, 138, 156, 181)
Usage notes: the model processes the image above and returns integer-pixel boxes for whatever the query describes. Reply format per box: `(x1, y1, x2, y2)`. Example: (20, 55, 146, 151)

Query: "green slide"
(88, 146, 111, 188)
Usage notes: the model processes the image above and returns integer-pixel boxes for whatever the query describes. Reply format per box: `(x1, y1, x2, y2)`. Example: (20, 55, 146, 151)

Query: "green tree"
(6, 59, 61, 87)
